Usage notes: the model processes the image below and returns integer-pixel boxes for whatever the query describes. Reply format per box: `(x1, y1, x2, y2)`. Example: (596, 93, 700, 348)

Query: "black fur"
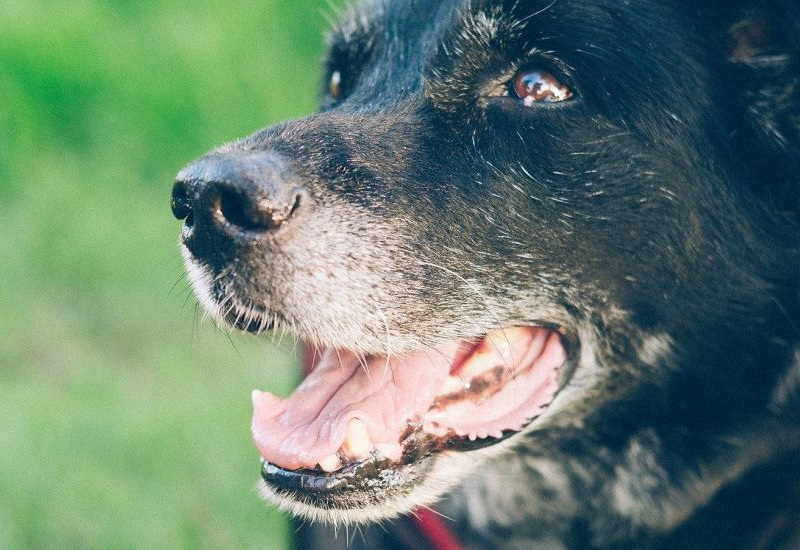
(173, 0, 800, 547)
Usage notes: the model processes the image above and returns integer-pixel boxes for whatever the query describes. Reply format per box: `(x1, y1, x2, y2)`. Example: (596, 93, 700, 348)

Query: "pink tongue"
(251, 343, 465, 470)
(251, 328, 564, 471)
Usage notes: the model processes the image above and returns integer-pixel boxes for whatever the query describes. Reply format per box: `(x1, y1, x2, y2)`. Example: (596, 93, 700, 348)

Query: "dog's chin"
(183, 252, 573, 525)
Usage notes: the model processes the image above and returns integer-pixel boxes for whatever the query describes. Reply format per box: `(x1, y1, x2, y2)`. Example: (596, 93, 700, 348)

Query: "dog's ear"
(722, 1, 800, 215)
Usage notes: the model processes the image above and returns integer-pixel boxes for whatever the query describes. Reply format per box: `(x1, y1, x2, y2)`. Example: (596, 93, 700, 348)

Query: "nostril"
(219, 187, 259, 230)
(175, 153, 309, 236)
(218, 185, 306, 232)
(171, 180, 193, 223)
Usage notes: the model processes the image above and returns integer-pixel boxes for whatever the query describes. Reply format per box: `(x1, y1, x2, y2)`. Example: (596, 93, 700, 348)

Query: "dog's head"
(172, 0, 800, 527)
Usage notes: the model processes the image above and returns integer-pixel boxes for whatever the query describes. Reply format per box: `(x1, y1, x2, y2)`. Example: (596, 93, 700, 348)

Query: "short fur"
(174, 0, 800, 547)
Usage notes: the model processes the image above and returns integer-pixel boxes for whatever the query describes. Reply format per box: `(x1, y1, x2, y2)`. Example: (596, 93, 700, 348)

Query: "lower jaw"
(259, 418, 527, 494)
(257, 421, 544, 525)
(257, 453, 442, 525)
(261, 454, 430, 500)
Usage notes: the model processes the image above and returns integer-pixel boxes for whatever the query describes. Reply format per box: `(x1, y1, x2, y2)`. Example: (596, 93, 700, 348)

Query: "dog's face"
(173, 0, 800, 532)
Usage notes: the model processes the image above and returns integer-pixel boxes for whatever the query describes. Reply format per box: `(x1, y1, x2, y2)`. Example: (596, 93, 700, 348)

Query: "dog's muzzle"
(171, 152, 308, 265)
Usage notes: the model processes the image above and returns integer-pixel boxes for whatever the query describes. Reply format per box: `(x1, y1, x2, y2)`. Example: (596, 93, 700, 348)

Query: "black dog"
(171, 0, 800, 547)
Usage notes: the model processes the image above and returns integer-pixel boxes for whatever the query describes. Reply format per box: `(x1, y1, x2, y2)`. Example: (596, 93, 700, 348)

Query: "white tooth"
(317, 454, 341, 472)
(456, 327, 531, 378)
(486, 327, 531, 356)
(454, 345, 499, 379)
(438, 375, 466, 394)
(341, 418, 372, 460)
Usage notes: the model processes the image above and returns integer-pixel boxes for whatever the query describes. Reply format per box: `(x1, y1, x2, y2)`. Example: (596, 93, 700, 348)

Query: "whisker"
(168, 273, 187, 297)
(416, 260, 515, 371)
(355, 350, 372, 382)
(418, 504, 456, 523)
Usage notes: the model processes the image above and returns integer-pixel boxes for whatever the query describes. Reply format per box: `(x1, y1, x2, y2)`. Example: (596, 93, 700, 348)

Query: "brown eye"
(329, 70, 342, 101)
(512, 69, 573, 105)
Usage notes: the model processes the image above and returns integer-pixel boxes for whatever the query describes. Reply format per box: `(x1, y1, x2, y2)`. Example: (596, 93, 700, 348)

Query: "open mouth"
(252, 326, 568, 500)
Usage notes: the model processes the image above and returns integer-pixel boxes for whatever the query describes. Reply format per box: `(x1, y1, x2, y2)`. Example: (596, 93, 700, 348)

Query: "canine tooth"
(455, 344, 501, 378)
(341, 418, 372, 459)
(454, 345, 498, 380)
(317, 453, 341, 472)
(438, 375, 466, 394)
(484, 327, 530, 355)
(456, 327, 533, 378)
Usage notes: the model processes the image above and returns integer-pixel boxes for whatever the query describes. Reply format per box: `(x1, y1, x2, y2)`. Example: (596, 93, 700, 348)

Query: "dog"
(171, 0, 800, 547)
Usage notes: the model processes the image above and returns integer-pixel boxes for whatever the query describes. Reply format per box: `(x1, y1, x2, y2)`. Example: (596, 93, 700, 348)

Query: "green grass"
(0, 1, 342, 547)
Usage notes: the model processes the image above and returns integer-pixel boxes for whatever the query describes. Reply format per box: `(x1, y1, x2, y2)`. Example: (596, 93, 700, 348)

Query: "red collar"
(413, 507, 465, 550)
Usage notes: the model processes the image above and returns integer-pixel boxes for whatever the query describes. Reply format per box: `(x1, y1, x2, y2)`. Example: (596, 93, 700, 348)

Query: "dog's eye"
(329, 70, 342, 101)
(512, 69, 573, 105)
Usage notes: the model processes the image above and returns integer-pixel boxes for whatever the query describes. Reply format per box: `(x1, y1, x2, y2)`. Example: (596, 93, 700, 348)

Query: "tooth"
(479, 327, 523, 350)
(456, 327, 533, 378)
(484, 327, 530, 355)
(317, 453, 341, 472)
(341, 418, 372, 460)
(454, 346, 498, 378)
(438, 375, 467, 394)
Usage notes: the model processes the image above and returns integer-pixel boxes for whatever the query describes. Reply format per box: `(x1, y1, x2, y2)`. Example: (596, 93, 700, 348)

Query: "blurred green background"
(0, 1, 341, 547)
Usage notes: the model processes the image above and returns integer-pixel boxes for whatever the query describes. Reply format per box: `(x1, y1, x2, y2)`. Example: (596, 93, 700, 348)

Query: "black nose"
(171, 152, 307, 236)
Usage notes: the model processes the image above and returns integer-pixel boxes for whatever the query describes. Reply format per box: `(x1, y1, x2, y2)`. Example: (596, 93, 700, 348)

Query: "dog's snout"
(172, 152, 307, 239)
